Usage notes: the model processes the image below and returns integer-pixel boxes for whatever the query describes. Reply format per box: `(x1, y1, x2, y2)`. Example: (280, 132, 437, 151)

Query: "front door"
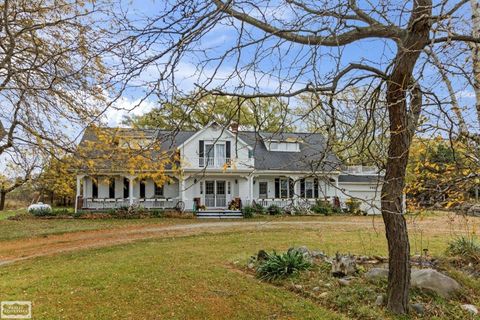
(204, 180, 227, 208)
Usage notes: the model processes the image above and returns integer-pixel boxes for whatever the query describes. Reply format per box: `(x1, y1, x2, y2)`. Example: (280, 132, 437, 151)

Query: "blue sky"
(106, 0, 475, 133)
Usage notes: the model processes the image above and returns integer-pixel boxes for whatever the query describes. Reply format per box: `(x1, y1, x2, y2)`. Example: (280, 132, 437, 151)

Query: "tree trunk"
(471, 0, 480, 124)
(382, 0, 431, 314)
(0, 191, 6, 211)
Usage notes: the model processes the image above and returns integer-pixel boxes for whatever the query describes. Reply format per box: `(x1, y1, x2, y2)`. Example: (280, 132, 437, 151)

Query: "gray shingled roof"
(78, 127, 341, 172)
(338, 175, 381, 183)
(238, 131, 340, 171)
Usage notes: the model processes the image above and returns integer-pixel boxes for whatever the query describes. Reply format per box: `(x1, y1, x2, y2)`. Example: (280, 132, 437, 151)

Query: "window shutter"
(123, 177, 129, 198)
(140, 180, 146, 198)
(274, 178, 280, 198)
(109, 178, 115, 198)
(314, 178, 319, 198)
(199, 140, 204, 157)
(226, 141, 231, 159)
(288, 178, 294, 198)
(300, 179, 305, 198)
(92, 178, 98, 199)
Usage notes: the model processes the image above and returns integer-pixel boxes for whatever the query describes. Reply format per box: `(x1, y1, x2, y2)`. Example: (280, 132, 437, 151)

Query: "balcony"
(182, 156, 254, 169)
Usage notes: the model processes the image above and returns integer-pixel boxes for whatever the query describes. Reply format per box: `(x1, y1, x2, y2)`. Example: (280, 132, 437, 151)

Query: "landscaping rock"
(410, 303, 425, 315)
(331, 253, 357, 277)
(411, 269, 461, 298)
(338, 278, 350, 286)
(257, 250, 269, 262)
(467, 204, 480, 217)
(247, 262, 255, 270)
(319, 292, 328, 298)
(461, 304, 478, 315)
(375, 295, 384, 306)
(365, 268, 389, 281)
(312, 286, 320, 292)
(288, 246, 312, 261)
(293, 284, 303, 291)
(311, 250, 326, 259)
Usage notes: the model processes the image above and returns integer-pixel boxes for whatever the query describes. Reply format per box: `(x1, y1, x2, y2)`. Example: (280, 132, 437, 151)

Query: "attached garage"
(338, 175, 382, 215)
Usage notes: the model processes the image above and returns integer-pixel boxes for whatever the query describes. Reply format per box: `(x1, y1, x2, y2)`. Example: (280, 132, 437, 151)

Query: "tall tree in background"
(296, 90, 389, 166)
(0, 146, 41, 210)
(108, 0, 479, 313)
(0, 0, 108, 159)
(124, 93, 295, 132)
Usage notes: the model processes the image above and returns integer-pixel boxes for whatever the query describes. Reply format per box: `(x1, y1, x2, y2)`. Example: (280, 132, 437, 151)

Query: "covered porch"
(75, 174, 181, 212)
(250, 174, 340, 208)
(181, 172, 253, 211)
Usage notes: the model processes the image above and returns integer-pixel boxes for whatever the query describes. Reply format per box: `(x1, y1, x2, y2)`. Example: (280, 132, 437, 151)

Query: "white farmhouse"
(75, 122, 382, 216)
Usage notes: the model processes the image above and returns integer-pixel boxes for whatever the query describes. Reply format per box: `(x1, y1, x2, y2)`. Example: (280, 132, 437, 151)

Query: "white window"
(259, 182, 268, 198)
(305, 180, 314, 198)
(280, 178, 288, 199)
(266, 141, 300, 152)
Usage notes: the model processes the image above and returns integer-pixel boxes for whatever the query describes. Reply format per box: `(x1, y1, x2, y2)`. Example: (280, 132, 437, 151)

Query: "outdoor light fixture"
(235, 179, 238, 184)
(194, 178, 197, 184)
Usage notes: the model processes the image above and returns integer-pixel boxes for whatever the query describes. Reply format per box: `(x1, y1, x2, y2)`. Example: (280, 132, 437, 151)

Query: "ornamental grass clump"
(256, 250, 312, 281)
(446, 236, 480, 263)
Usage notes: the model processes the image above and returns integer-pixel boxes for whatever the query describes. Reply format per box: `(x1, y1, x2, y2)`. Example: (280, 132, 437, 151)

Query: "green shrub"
(29, 207, 53, 217)
(256, 250, 312, 281)
(150, 209, 164, 218)
(253, 203, 266, 214)
(446, 236, 480, 262)
(310, 200, 333, 215)
(267, 204, 282, 215)
(52, 208, 72, 215)
(345, 198, 361, 215)
(242, 205, 254, 218)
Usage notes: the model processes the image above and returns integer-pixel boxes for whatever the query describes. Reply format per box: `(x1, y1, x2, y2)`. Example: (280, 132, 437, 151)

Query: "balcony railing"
(198, 157, 233, 168)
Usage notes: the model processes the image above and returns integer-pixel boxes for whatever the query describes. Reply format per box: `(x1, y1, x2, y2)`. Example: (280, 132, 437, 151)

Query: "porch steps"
(196, 210, 243, 219)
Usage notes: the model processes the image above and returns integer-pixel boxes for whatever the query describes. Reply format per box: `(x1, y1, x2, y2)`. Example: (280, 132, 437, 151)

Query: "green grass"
(0, 229, 348, 320)
(0, 209, 24, 221)
(0, 210, 194, 241)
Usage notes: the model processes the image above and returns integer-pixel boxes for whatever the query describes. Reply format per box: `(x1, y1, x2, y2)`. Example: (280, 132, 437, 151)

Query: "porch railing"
(204, 194, 227, 207)
(81, 197, 179, 210)
(252, 197, 339, 208)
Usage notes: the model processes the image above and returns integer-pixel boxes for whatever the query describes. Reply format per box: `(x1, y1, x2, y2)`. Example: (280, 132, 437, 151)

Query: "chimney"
(230, 122, 239, 133)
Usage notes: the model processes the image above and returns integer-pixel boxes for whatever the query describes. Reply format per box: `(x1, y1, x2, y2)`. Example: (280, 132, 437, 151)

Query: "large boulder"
(365, 268, 389, 281)
(411, 269, 461, 298)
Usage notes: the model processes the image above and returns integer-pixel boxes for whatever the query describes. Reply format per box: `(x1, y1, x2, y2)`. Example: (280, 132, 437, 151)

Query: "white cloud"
(104, 96, 157, 127)
(456, 90, 476, 99)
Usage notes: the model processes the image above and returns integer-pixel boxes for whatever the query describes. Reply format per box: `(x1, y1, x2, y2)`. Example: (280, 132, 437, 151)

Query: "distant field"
(0, 211, 478, 319)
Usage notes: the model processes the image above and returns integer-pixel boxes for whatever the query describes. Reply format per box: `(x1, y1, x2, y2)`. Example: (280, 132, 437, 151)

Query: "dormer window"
(266, 141, 300, 152)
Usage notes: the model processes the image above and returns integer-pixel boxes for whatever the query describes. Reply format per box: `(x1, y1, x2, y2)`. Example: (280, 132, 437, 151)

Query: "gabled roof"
(238, 131, 340, 171)
(78, 126, 341, 172)
(176, 122, 252, 150)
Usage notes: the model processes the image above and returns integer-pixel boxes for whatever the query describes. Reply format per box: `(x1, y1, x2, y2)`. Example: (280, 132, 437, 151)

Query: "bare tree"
(106, 0, 478, 314)
(0, 0, 109, 158)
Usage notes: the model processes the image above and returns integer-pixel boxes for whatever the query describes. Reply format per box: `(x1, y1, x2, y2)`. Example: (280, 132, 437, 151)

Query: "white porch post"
(74, 175, 84, 213)
(335, 176, 339, 196)
(128, 176, 136, 205)
(290, 176, 298, 206)
(179, 175, 186, 206)
(248, 175, 254, 204)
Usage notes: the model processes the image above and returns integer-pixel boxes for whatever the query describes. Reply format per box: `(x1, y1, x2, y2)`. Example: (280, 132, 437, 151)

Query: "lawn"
(0, 212, 477, 319)
(0, 209, 196, 241)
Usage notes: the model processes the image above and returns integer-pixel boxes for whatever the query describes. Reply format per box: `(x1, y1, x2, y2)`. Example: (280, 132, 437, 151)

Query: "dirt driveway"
(0, 214, 475, 266)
